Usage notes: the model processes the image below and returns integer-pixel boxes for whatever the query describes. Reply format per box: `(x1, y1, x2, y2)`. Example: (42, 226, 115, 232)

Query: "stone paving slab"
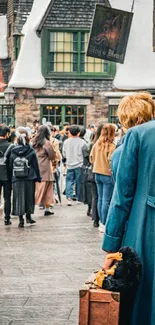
(0, 200, 105, 325)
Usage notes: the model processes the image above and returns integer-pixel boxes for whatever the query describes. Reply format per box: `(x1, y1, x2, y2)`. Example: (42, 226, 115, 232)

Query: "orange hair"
(98, 124, 115, 151)
(117, 92, 155, 130)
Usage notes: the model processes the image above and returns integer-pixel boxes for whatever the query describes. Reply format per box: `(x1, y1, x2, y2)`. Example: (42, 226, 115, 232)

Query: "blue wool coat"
(111, 136, 125, 182)
(102, 119, 155, 325)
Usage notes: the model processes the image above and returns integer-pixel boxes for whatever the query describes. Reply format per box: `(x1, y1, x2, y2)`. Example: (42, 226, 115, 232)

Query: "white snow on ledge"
(110, 0, 155, 90)
(0, 16, 8, 59)
(9, 0, 51, 89)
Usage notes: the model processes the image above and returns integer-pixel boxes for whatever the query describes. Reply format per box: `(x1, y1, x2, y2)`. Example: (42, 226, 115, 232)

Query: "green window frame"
(41, 29, 116, 79)
(108, 105, 118, 123)
(41, 104, 86, 127)
(14, 36, 21, 60)
(0, 105, 15, 126)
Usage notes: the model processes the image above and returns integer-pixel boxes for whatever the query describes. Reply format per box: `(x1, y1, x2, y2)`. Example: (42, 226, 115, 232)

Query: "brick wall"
(15, 77, 113, 127)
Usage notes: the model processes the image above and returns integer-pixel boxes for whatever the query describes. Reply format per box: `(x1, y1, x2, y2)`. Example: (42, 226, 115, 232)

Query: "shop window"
(108, 105, 119, 123)
(42, 105, 62, 126)
(0, 105, 15, 126)
(42, 105, 86, 127)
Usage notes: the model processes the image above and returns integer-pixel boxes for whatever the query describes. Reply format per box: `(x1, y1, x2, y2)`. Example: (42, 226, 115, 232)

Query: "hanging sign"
(87, 5, 133, 64)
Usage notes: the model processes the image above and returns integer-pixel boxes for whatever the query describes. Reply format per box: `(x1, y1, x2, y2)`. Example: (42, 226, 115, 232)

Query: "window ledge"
(45, 73, 114, 80)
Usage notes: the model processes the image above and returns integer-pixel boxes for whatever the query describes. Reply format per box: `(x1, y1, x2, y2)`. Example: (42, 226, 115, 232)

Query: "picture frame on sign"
(87, 5, 133, 64)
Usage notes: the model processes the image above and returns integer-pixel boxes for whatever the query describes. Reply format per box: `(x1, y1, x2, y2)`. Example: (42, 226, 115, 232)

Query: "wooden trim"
(41, 28, 50, 77)
(35, 95, 93, 99)
(79, 289, 89, 325)
(37, 0, 56, 33)
(109, 293, 120, 325)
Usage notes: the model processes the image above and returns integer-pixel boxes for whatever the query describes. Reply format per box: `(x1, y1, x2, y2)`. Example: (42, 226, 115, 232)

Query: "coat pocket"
(147, 195, 155, 208)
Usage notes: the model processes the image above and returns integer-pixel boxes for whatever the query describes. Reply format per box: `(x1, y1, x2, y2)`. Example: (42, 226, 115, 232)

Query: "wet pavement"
(0, 201, 105, 325)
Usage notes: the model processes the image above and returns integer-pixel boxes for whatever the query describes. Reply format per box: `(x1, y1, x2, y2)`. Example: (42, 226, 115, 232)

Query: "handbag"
(87, 166, 95, 183)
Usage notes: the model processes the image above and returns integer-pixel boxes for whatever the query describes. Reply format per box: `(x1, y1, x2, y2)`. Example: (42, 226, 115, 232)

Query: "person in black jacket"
(9, 127, 41, 228)
(0, 125, 12, 225)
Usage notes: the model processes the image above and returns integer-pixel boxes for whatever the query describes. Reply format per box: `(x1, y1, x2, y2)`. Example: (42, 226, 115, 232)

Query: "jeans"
(0, 181, 12, 219)
(95, 174, 114, 225)
(66, 167, 81, 200)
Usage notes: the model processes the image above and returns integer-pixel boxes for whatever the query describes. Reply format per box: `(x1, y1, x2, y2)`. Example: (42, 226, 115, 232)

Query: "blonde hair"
(98, 124, 115, 152)
(117, 92, 155, 130)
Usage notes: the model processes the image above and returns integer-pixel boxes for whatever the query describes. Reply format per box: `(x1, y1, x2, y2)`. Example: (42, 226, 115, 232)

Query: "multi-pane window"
(43, 105, 62, 125)
(65, 105, 85, 125)
(49, 31, 109, 74)
(108, 106, 118, 123)
(42, 105, 85, 126)
(0, 105, 15, 126)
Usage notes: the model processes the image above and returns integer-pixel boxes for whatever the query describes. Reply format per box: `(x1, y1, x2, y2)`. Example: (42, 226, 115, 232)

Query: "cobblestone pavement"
(0, 200, 105, 325)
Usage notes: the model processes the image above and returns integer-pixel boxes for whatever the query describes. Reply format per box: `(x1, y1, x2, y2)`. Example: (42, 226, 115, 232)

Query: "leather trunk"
(79, 273, 120, 325)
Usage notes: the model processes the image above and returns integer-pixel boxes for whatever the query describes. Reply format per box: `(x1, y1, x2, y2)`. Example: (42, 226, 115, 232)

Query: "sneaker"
(98, 224, 104, 233)
(87, 207, 91, 216)
(44, 210, 54, 216)
(39, 203, 45, 210)
(67, 199, 72, 206)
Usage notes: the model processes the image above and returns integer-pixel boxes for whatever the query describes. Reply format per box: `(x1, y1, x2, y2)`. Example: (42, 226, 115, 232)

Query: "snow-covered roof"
(14, 0, 34, 34)
(110, 0, 155, 90)
(38, 0, 100, 31)
(0, 15, 8, 59)
(9, 0, 51, 89)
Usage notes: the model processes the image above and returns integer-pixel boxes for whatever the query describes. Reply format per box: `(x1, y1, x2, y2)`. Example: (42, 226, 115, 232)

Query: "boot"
(26, 214, 36, 224)
(4, 216, 12, 226)
(18, 215, 24, 228)
(87, 205, 91, 216)
(93, 220, 99, 228)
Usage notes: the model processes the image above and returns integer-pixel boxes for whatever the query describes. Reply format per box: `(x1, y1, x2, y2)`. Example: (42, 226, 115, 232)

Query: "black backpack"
(13, 156, 30, 178)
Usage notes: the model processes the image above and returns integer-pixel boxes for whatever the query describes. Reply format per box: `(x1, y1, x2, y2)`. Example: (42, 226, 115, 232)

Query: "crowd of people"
(1, 91, 155, 324)
(0, 118, 122, 229)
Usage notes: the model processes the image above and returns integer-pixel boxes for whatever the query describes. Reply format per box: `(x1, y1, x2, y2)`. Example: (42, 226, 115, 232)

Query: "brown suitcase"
(79, 273, 120, 325)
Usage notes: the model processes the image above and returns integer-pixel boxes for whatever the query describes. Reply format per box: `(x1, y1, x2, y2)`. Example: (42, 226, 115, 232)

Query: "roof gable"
(38, 0, 109, 31)
(14, 0, 34, 34)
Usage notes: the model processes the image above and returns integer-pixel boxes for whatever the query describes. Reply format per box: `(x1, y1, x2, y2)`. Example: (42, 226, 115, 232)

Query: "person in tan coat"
(90, 124, 115, 230)
(33, 125, 56, 216)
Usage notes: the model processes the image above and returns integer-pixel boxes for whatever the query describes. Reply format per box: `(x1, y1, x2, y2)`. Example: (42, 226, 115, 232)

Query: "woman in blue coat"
(102, 92, 155, 325)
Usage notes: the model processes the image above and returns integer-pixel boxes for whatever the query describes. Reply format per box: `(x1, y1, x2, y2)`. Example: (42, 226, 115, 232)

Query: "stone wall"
(15, 78, 113, 127)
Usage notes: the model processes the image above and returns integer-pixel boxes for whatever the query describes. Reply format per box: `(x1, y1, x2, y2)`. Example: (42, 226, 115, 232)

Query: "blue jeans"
(95, 174, 114, 225)
(66, 167, 81, 200)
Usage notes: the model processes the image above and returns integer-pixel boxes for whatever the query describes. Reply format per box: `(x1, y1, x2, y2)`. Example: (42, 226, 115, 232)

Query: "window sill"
(45, 73, 114, 80)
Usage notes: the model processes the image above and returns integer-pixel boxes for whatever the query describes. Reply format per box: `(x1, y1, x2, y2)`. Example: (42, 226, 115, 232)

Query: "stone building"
(1, 0, 155, 127)
(1, 0, 116, 127)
